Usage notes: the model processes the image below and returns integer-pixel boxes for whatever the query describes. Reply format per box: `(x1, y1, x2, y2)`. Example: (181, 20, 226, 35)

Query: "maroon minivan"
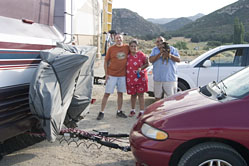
(130, 66, 249, 166)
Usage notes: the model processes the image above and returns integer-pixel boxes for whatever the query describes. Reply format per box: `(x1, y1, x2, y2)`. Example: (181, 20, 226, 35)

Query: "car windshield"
(210, 67, 249, 99)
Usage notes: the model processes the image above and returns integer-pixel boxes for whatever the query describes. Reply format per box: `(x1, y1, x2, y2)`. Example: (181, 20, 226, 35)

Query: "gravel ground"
(0, 83, 155, 166)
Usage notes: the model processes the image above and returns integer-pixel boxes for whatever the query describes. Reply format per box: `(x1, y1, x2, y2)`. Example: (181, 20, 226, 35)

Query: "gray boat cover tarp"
(29, 43, 97, 142)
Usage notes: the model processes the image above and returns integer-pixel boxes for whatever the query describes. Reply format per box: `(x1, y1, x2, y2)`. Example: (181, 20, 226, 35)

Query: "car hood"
(177, 61, 191, 68)
(142, 89, 219, 125)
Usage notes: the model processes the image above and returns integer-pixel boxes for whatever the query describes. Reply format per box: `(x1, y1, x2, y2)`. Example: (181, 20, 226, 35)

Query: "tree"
(245, 33, 249, 43)
(240, 21, 245, 43)
(191, 34, 200, 43)
(173, 41, 188, 50)
(233, 17, 245, 44)
(207, 41, 222, 47)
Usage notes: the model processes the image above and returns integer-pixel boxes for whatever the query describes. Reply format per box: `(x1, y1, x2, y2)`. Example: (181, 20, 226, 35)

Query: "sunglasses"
(156, 40, 163, 43)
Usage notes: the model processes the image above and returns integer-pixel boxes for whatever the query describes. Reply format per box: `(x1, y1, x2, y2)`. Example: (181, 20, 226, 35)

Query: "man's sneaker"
(116, 111, 127, 118)
(97, 112, 104, 120)
(128, 110, 136, 117)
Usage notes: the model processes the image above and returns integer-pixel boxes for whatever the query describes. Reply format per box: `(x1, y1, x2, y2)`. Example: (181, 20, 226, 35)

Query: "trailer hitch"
(28, 128, 131, 152)
(59, 128, 131, 152)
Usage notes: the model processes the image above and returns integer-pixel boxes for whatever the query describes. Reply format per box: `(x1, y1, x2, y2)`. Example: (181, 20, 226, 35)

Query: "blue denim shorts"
(105, 76, 126, 94)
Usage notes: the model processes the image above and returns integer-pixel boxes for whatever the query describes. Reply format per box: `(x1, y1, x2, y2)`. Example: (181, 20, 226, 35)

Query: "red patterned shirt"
(126, 51, 148, 94)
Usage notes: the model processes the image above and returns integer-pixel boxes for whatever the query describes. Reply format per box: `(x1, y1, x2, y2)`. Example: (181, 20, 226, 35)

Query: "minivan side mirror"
(203, 60, 212, 67)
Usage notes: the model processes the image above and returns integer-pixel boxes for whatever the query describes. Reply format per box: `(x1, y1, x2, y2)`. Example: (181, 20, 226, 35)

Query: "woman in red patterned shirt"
(126, 39, 149, 118)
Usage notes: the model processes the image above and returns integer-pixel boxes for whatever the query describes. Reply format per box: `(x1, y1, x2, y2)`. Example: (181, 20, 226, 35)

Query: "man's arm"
(149, 52, 162, 63)
(168, 54, 181, 63)
(168, 47, 181, 63)
(104, 60, 109, 82)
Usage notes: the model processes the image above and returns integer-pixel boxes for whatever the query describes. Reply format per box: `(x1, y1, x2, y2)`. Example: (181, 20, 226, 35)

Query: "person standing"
(126, 39, 149, 118)
(106, 30, 116, 48)
(149, 36, 180, 101)
(97, 33, 129, 120)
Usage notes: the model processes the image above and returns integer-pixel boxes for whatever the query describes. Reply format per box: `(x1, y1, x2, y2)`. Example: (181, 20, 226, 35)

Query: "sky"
(111, 0, 238, 19)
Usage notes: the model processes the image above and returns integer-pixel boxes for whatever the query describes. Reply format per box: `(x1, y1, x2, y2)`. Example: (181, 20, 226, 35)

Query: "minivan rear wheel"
(177, 142, 247, 166)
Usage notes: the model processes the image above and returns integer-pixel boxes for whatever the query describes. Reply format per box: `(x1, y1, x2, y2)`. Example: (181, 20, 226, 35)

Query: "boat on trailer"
(0, 0, 103, 143)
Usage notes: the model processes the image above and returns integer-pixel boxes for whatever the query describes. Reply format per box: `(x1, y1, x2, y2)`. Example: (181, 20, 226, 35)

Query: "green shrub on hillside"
(207, 41, 222, 47)
(173, 41, 188, 50)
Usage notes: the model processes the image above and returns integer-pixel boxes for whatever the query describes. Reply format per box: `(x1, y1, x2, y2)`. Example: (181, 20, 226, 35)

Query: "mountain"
(188, 13, 205, 21)
(112, 9, 162, 37)
(161, 17, 193, 31)
(112, 0, 249, 43)
(147, 18, 175, 24)
(173, 0, 249, 42)
(147, 13, 204, 24)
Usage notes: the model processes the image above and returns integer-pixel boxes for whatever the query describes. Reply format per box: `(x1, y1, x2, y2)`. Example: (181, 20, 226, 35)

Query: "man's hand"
(105, 75, 109, 85)
(165, 52, 171, 59)
(149, 51, 165, 63)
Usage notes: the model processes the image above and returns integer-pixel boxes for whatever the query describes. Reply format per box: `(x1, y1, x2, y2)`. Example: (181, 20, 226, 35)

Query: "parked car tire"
(178, 81, 188, 91)
(178, 142, 247, 166)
